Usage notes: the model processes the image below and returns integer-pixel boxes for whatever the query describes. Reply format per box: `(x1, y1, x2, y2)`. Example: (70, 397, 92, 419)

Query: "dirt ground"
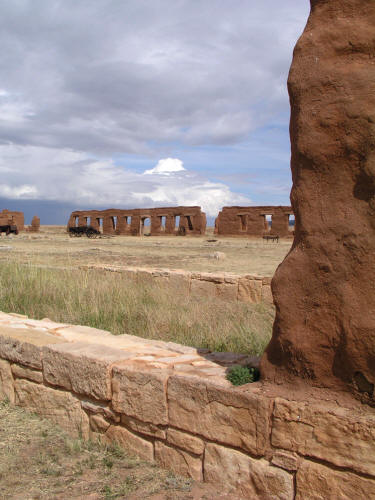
(0, 400, 241, 500)
(0, 226, 291, 276)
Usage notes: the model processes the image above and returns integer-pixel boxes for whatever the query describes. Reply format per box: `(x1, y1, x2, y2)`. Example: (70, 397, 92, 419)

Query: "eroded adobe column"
(261, 0, 375, 405)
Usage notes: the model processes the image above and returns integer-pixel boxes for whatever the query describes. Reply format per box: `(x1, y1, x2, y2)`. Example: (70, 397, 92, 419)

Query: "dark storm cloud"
(0, 1, 309, 215)
(0, 0, 308, 152)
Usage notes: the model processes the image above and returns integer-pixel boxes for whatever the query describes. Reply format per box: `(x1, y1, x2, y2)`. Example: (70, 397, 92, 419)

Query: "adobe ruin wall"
(67, 207, 206, 236)
(215, 206, 294, 238)
(0, 312, 374, 498)
(28, 216, 40, 233)
(0, 209, 25, 231)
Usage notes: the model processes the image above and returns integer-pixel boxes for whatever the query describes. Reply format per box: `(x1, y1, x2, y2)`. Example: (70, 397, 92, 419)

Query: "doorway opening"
(141, 217, 151, 235)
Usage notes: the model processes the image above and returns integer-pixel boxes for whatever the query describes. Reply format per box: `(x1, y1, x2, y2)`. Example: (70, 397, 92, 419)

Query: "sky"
(0, 0, 310, 224)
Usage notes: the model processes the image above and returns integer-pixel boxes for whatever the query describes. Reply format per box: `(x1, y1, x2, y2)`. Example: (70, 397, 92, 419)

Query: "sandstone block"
(271, 450, 299, 472)
(104, 425, 154, 462)
(204, 443, 293, 500)
(121, 415, 166, 439)
(190, 279, 216, 298)
(155, 441, 202, 481)
(167, 428, 204, 455)
(200, 272, 224, 283)
(238, 278, 262, 303)
(80, 400, 120, 422)
(168, 375, 272, 456)
(90, 414, 110, 433)
(11, 363, 43, 384)
(168, 272, 191, 295)
(54, 325, 112, 342)
(296, 460, 375, 500)
(272, 398, 375, 476)
(112, 364, 169, 425)
(261, 284, 273, 304)
(43, 342, 132, 400)
(215, 283, 238, 302)
(14, 378, 89, 438)
(0, 327, 65, 369)
(0, 358, 14, 403)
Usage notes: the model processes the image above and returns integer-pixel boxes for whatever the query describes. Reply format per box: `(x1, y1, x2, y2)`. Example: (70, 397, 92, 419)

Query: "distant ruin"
(0, 209, 24, 231)
(215, 206, 293, 238)
(67, 207, 206, 236)
(28, 216, 40, 233)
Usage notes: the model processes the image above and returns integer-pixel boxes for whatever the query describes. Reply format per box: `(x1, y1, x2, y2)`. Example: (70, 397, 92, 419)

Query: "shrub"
(226, 365, 259, 386)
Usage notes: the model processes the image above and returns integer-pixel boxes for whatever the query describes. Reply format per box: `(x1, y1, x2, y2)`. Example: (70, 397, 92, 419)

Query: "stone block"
(0, 358, 14, 403)
(261, 284, 273, 304)
(80, 400, 120, 422)
(167, 428, 204, 455)
(112, 364, 169, 425)
(121, 415, 166, 439)
(296, 460, 375, 500)
(104, 425, 154, 462)
(155, 441, 202, 481)
(90, 414, 110, 433)
(272, 398, 375, 476)
(190, 279, 216, 298)
(168, 272, 191, 295)
(204, 443, 293, 500)
(168, 375, 272, 456)
(215, 283, 238, 302)
(238, 278, 262, 303)
(54, 325, 112, 342)
(43, 342, 132, 400)
(11, 363, 43, 384)
(200, 273, 224, 283)
(0, 327, 65, 369)
(14, 378, 89, 438)
(271, 450, 299, 472)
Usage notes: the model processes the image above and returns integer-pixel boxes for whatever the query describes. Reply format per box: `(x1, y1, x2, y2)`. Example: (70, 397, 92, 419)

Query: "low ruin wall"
(0, 311, 374, 498)
(215, 206, 293, 238)
(68, 207, 206, 236)
(81, 265, 273, 305)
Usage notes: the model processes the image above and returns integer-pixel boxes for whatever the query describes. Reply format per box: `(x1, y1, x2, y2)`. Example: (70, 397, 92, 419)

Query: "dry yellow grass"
(0, 261, 273, 355)
(0, 399, 234, 499)
(0, 225, 291, 276)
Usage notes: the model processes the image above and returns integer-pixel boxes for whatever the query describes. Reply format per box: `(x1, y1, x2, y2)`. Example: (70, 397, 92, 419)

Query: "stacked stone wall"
(81, 265, 273, 305)
(0, 312, 374, 498)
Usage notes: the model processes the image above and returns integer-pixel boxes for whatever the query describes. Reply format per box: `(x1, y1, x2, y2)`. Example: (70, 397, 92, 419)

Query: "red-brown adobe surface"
(0, 209, 25, 231)
(215, 206, 293, 238)
(261, 0, 375, 406)
(68, 207, 206, 236)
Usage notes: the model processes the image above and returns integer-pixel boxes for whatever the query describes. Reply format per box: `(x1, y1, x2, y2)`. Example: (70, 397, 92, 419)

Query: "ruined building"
(67, 207, 206, 236)
(0, 209, 24, 231)
(28, 216, 40, 233)
(215, 206, 294, 238)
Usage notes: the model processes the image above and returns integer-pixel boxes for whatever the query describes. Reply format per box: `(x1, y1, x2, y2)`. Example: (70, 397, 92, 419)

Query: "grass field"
(0, 225, 291, 276)
(0, 261, 273, 355)
(0, 399, 234, 499)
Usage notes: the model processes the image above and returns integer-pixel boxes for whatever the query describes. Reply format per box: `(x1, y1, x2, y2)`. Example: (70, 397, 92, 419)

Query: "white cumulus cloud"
(0, 145, 251, 216)
(144, 158, 186, 175)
